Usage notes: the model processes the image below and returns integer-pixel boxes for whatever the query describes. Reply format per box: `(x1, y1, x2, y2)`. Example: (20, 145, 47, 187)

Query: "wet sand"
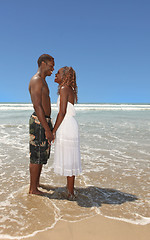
(1, 214, 150, 240)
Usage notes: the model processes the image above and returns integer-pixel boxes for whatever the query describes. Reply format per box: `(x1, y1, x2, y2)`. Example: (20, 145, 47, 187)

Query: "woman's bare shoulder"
(60, 85, 70, 94)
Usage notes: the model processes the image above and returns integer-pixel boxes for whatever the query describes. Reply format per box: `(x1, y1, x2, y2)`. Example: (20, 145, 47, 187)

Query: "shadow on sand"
(39, 184, 138, 208)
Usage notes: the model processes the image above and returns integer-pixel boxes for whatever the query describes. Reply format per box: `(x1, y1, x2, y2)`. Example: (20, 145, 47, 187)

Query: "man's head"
(37, 54, 54, 76)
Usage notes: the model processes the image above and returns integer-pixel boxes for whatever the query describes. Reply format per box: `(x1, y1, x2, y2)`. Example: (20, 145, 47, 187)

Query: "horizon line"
(0, 102, 150, 105)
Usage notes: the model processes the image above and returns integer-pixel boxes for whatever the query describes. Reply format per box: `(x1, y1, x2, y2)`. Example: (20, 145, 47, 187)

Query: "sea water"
(0, 103, 150, 239)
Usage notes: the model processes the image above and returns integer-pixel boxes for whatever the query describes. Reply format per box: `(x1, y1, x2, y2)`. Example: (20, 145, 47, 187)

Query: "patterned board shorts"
(29, 112, 53, 165)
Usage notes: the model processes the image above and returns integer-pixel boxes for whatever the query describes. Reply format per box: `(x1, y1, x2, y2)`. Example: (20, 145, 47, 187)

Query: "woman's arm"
(53, 86, 69, 135)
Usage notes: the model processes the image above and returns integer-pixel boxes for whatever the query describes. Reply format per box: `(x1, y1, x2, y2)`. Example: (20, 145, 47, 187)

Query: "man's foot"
(29, 189, 44, 196)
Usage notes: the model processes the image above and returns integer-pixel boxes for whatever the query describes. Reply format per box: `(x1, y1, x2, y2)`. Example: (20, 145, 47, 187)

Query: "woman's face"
(54, 68, 64, 84)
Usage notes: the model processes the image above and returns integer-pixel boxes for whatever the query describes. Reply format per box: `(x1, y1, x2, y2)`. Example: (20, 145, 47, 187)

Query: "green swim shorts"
(29, 112, 53, 165)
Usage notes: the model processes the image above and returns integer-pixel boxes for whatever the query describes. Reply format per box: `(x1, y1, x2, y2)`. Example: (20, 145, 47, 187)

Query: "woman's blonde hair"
(58, 66, 78, 102)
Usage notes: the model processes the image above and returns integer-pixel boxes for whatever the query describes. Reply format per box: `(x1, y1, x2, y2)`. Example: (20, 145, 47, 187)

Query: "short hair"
(37, 54, 54, 67)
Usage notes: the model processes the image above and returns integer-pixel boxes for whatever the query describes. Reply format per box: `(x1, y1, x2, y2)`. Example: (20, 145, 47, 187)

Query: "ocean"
(0, 103, 150, 239)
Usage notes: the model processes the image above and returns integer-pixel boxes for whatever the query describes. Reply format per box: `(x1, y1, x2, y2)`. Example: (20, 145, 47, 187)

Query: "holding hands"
(45, 129, 54, 145)
(52, 130, 56, 142)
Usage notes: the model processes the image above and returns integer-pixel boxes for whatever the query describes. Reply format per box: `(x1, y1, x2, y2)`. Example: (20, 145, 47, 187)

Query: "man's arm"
(30, 78, 53, 143)
(53, 86, 69, 135)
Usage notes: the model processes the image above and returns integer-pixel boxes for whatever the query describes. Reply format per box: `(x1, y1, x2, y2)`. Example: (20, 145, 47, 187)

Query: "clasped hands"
(45, 129, 56, 145)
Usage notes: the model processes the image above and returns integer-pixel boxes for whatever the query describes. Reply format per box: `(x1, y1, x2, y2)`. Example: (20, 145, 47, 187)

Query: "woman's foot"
(67, 189, 76, 201)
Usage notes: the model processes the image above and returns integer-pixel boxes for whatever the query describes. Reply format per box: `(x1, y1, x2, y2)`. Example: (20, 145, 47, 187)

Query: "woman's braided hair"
(58, 66, 78, 102)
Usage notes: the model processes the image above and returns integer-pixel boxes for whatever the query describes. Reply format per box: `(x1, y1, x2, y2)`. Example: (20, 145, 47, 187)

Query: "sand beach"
(1, 214, 150, 240)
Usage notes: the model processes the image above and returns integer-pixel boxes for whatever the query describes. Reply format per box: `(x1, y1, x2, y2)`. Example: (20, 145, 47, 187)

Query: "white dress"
(54, 96, 82, 176)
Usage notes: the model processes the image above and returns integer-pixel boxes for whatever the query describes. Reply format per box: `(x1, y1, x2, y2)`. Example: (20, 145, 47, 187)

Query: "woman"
(53, 66, 82, 200)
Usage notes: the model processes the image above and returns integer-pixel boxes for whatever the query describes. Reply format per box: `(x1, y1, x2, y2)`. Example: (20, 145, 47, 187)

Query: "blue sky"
(0, 0, 149, 103)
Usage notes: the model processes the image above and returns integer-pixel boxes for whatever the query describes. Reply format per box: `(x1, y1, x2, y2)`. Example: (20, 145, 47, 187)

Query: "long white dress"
(54, 96, 82, 176)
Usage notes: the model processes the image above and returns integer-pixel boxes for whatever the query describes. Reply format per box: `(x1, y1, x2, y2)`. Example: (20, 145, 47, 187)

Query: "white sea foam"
(138, 150, 150, 156)
(75, 104, 150, 111)
(0, 103, 150, 111)
(0, 220, 58, 240)
(102, 214, 150, 225)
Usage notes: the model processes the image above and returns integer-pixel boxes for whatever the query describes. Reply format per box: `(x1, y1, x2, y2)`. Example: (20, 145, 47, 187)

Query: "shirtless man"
(29, 54, 54, 195)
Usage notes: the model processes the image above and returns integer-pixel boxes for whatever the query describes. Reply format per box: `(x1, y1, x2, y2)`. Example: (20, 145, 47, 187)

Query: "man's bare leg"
(29, 163, 44, 195)
(67, 176, 75, 196)
(37, 164, 42, 188)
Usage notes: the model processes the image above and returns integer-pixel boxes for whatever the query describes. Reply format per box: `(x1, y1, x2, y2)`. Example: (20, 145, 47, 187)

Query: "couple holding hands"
(29, 54, 82, 200)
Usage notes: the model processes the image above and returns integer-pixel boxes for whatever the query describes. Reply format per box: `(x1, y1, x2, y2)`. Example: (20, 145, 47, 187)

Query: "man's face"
(45, 60, 55, 76)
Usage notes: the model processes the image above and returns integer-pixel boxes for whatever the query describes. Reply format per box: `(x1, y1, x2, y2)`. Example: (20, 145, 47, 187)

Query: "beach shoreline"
(0, 104, 150, 238)
(1, 214, 150, 240)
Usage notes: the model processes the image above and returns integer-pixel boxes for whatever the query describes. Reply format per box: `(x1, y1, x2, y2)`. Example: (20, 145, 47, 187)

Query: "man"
(29, 54, 54, 195)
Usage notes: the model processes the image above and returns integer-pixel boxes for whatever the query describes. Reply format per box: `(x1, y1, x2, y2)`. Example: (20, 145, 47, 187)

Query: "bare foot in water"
(29, 190, 45, 196)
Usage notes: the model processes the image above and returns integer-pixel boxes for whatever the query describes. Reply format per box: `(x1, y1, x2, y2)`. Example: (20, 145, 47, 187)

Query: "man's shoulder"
(30, 74, 43, 86)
